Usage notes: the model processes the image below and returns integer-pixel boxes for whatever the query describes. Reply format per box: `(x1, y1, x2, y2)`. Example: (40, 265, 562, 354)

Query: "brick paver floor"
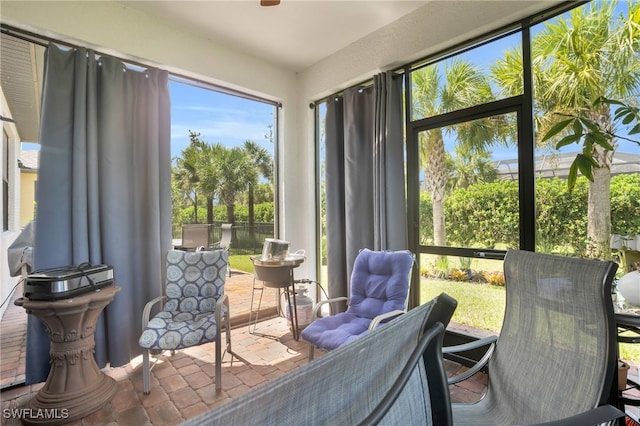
(0, 269, 490, 425)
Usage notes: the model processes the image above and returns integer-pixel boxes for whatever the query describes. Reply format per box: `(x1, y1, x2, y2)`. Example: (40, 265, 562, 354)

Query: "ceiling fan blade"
(261, 0, 281, 6)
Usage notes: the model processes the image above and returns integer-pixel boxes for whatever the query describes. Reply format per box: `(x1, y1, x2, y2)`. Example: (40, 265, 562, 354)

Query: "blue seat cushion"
(301, 313, 372, 351)
(348, 249, 413, 318)
(302, 249, 414, 352)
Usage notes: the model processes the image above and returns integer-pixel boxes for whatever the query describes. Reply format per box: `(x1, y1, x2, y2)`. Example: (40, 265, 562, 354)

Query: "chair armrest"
(142, 295, 167, 330)
(526, 404, 624, 426)
(368, 310, 405, 331)
(443, 335, 497, 385)
(311, 296, 348, 320)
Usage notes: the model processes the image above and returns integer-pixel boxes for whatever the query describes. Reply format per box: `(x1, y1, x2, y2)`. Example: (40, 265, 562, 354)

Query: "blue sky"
(169, 80, 276, 160)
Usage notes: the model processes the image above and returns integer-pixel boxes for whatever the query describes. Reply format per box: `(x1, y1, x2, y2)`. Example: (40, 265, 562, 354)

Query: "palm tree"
(217, 146, 258, 224)
(173, 132, 204, 222)
(412, 59, 497, 250)
(447, 145, 498, 191)
(532, 1, 639, 258)
(195, 141, 225, 225)
(243, 140, 273, 240)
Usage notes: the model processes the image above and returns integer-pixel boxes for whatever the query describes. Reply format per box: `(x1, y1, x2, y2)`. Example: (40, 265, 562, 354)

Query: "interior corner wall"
(294, 1, 560, 281)
(0, 1, 316, 279)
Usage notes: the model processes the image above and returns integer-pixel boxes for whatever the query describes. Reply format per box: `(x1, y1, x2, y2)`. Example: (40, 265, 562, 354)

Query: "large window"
(316, 1, 639, 339)
(169, 79, 279, 255)
(409, 1, 639, 336)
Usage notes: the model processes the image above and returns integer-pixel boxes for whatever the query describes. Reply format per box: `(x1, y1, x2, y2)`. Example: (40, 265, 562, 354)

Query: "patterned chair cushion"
(138, 249, 228, 350)
(139, 310, 218, 350)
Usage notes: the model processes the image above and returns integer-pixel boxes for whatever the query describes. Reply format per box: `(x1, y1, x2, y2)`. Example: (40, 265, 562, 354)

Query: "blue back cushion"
(347, 249, 413, 319)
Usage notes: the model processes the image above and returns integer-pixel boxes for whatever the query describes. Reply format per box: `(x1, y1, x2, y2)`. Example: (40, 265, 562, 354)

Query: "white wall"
(1, 87, 22, 319)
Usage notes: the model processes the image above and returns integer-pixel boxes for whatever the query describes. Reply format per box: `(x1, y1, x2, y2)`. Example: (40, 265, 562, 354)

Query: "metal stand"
(249, 258, 303, 341)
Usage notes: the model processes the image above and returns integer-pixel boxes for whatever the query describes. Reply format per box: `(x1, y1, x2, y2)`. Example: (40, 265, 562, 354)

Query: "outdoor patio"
(1, 268, 637, 425)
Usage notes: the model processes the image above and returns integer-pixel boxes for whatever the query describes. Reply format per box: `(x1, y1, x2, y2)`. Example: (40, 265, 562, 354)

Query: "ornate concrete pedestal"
(15, 285, 120, 425)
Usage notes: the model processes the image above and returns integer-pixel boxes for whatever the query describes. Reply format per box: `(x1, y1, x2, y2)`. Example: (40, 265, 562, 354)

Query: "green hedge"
(212, 202, 274, 222)
(420, 174, 640, 254)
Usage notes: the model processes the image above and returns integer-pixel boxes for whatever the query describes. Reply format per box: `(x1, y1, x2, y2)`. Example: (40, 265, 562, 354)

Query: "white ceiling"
(121, 0, 430, 72)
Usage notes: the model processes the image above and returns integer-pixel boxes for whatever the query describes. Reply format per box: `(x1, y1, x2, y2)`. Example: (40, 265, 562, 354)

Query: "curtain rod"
(1, 24, 282, 108)
(310, 71, 406, 109)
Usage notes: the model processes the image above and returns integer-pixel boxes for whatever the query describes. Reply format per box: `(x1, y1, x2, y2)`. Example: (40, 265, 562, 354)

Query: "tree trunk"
(226, 204, 234, 224)
(586, 148, 612, 259)
(425, 132, 448, 249)
(248, 185, 255, 244)
(206, 195, 213, 224)
(193, 193, 198, 223)
(585, 108, 613, 260)
(432, 197, 446, 247)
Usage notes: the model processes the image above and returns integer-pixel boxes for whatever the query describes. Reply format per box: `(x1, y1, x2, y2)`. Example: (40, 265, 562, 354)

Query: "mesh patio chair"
(138, 249, 231, 394)
(445, 249, 624, 425)
(213, 223, 232, 251)
(182, 293, 458, 426)
(179, 224, 212, 250)
(213, 223, 233, 276)
(301, 248, 414, 360)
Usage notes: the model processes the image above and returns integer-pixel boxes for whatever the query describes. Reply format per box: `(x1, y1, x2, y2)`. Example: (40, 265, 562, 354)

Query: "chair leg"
(284, 287, 299, 341)
(225, 309, 232, 355)
(290, 284, 299, 341)
(308, 343, 315, 361)
(142, 350, 151, 395)
(215, 326, 222, 391)
(249, 280, 264, 335)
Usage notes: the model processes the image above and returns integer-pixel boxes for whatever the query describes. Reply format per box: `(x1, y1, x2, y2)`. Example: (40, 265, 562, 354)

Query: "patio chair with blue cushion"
(301, 248, 414, 360)
(445, 249, 624, 425)
(138, 249, 231, 394)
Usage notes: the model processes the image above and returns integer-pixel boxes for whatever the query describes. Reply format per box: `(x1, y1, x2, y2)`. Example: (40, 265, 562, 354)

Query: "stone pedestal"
(15, 285, 120, 425)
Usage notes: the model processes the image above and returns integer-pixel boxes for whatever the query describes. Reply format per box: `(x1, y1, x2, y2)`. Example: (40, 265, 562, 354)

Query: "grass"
(421, 277, 640, 363)
(421, 278, 506, 334)
(229, 254, 255, 273)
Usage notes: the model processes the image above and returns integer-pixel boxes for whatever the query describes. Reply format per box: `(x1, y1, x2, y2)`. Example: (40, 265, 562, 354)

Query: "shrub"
(483, 271, 505, 286)
(450, 269, 470, 281)
(611, 173, 640, 236)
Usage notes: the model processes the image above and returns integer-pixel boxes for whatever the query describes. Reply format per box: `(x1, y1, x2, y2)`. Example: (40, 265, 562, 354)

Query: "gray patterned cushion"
(138, 249, 228, 350)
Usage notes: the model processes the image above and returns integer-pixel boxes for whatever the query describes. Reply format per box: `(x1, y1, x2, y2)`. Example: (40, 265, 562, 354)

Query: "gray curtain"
(324, 71, 407, 301)
(27, 44, 171, 383)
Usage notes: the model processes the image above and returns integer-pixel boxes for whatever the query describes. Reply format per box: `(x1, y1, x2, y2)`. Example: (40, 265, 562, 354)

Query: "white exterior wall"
(1, 87, 22, 319)
(0, 0, 559, 288)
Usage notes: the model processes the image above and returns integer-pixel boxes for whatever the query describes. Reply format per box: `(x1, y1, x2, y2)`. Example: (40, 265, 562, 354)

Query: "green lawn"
(230, 255, 640, 362)
(421, 277, 640, 363)
(229, 254, 255, 273)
